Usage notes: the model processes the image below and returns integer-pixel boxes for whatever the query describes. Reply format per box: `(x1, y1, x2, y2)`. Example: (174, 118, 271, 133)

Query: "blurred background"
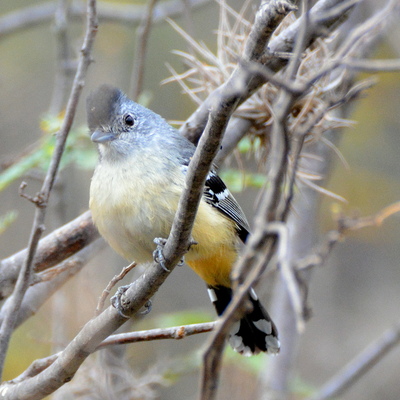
(0, 0, 399, 399)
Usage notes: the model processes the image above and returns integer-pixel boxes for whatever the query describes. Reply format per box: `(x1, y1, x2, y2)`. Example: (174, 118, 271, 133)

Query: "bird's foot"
(111, 284, 132, 319)
(140, 300, 152, 315)
(153, 237, 169, 271)
(111, 285, 153, 317)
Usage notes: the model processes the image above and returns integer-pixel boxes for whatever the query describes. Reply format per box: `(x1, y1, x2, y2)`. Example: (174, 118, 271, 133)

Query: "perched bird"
(87, 84, 280, 356)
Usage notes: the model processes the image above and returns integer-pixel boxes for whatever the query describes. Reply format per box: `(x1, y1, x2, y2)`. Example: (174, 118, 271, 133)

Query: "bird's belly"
(90, 162, 181, 262)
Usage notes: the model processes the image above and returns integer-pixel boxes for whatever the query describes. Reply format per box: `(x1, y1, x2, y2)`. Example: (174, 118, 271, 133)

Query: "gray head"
(86, 84, 179, 161)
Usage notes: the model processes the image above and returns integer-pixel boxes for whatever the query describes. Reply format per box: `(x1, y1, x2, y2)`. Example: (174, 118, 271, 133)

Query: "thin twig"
(9, 354, 60, 385)
(308, 321, 400, 400)
(98, 321, 216, 348)
(130, 0, 159, 100)
(342, 57, 400, 72)
(96, 262, 137, 316)
(267, 223, 306, 332)
(0, 0, 211, 39)
(297, 201, 400, 273)
(0, 0, 98, 381)
(7, 321, 215, 385)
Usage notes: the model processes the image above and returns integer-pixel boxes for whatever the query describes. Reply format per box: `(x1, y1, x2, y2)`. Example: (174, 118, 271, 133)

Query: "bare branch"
(0, 211, 99, 301)
(0, 0, 211, 39)
(0, 240, 103, 330)
(297, 202, 400, 273)
(0, 0, 98, 380)
(308, 321, 400, 400)
(10, 355, 59, 385)
(98, 321, 216, 348)
(7, 321, 215, 386)
(0, 264, 214, 399)
(342, 57, 400, 72)
(0, 308, 126, 399)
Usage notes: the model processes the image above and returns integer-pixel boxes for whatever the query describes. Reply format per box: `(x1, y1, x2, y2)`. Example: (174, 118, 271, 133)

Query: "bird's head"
(86, 84, 169, 161)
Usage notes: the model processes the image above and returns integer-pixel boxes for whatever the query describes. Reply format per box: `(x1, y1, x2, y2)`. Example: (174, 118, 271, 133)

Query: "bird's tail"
(207, 285, 280, 356)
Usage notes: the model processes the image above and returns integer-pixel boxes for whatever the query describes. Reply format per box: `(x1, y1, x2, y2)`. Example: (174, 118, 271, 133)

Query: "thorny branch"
(198, 1, 400, 399)
(179, 0, 360, 144)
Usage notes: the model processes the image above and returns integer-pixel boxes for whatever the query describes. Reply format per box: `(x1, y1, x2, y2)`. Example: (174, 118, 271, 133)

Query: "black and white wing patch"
(204, 171, 250, 243)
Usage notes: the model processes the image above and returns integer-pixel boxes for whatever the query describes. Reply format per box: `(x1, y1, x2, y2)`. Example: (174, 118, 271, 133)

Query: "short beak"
(91, 130, 117, 143)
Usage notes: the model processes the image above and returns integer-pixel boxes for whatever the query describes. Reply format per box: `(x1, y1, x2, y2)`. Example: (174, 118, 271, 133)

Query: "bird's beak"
(91, 130, 117, 143)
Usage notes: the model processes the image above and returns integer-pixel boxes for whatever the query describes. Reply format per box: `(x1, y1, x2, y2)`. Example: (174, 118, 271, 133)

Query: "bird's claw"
(176, 239, 197, 266)
(111, 284, 132, 319)
(140, 300, 152, 315)
(153, 237, 169, 271)
(177, 258, 185, 267)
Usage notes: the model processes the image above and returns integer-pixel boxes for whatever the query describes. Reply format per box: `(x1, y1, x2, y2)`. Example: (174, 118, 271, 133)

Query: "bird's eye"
(124, 114, 135, 127)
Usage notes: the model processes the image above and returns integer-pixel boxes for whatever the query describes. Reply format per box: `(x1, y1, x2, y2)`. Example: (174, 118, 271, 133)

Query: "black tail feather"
(207, 286, 280, 356)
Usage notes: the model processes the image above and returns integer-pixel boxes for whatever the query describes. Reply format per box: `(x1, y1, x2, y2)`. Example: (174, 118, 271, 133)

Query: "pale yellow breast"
(90, 156, 183, 262)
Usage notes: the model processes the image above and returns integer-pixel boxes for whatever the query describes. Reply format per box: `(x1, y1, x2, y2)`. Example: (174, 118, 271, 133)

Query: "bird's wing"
(179, 143, 250, 242)
(203, 171, 250, 243)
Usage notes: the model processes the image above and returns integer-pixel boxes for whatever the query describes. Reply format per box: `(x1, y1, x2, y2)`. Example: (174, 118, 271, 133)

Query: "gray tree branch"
(0, 211, 99, 301)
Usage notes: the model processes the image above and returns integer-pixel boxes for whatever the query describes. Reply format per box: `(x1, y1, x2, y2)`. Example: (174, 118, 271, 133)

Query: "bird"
(87, 84, 280, 356)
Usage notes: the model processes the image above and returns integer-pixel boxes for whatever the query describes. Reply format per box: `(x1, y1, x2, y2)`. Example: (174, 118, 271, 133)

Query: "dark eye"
(124, 114, 135, 127)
